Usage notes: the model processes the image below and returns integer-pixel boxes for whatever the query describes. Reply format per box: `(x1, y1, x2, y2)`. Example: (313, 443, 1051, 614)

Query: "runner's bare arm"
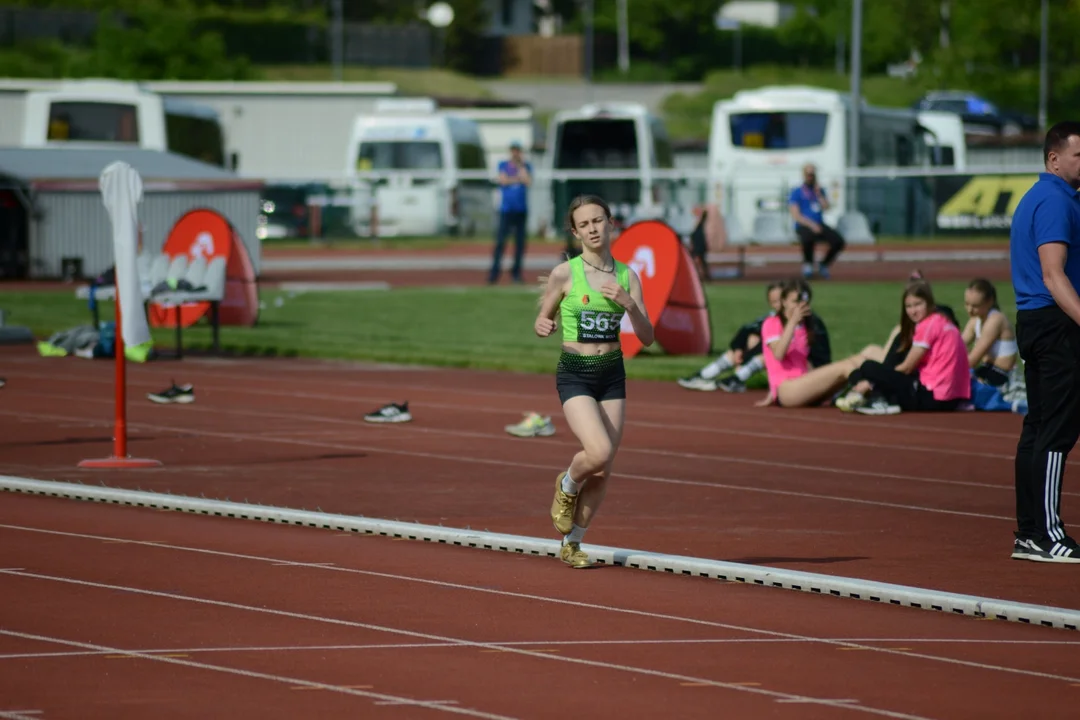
(535, 262, 569, 337)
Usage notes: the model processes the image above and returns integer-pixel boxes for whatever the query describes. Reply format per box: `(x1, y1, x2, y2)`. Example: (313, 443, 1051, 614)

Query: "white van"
(345, 98, 492, 237)
(917, 110, 967, 171)
(544, 102, 676, 227)
(0, 78, 227, 167)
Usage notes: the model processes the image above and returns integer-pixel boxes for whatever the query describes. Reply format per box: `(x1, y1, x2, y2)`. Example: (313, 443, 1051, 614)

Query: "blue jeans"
(489, 211, 527, 283)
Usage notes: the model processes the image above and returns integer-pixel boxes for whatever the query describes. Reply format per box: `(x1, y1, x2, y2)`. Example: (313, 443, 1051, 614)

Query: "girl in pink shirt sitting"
(757, 278, 885, 408)
(837, 280, 971, 414)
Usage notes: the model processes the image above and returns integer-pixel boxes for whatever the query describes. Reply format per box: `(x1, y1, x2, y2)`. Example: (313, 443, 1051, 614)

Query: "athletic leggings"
(849, 360, 962, 412)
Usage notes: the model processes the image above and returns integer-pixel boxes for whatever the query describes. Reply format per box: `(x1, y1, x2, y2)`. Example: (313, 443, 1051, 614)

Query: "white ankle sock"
(561, 471, 583, 495)
(700, 355, 733, 380)
(735, 354, 766, 382)
(564, 524, 587, 545)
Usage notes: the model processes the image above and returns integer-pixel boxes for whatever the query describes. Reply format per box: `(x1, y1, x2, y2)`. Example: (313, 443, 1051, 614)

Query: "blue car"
(914, 91, 1039, 136)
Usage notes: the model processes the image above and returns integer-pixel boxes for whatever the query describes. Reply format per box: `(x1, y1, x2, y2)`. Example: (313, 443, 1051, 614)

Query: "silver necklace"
(581, 255, 614, 273)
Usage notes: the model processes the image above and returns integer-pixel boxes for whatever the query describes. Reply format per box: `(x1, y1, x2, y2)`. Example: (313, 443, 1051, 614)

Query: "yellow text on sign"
(938, 176, 1038, 218)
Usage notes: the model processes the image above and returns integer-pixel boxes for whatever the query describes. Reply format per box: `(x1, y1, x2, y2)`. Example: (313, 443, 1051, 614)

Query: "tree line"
(3, 0, 1079, 119)
(0, 0, 492, 78)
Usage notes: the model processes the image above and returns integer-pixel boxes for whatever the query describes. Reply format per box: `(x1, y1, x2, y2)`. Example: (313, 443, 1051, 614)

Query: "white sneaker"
(505, 412, 556, 437)
(855, 399, 901, 415)
(677, 375, 717, 391)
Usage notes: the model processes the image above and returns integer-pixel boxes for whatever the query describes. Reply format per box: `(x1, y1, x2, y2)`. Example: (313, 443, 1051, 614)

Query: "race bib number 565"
(578, 309, 623, 341)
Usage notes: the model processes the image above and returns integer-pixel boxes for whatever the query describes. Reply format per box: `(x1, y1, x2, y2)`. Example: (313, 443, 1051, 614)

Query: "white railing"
(261, 164, 1045, 186)
(274, 165, 1043, 240)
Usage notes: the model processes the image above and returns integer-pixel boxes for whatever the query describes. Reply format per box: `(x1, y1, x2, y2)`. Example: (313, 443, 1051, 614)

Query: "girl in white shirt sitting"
(961, 278, 1018, 387)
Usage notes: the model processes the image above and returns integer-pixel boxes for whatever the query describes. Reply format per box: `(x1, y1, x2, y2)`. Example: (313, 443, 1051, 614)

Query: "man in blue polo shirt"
(788, 163, 846, 280)
(1009, 120, 1080, 564)
(488, 140, 532, 284)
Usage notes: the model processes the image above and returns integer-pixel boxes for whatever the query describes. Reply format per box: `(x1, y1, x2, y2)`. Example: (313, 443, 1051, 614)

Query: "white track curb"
(2, 475, 1076, 632)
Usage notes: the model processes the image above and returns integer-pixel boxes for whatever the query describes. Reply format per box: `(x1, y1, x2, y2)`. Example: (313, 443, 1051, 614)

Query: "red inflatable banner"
(149, 209, 259, 329)
(612, 220, 712, 359)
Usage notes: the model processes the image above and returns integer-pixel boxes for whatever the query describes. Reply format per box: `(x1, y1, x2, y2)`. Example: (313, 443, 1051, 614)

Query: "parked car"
(256, 184, 317, 240)
(913, 91, 1039, 136)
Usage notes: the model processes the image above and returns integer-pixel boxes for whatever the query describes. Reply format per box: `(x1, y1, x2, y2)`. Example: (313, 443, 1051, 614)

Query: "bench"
(714, 210, 876, 278)
(835, 211, 876, 245)
(77, 251, 227, 358)
(713, 211, 797, 278)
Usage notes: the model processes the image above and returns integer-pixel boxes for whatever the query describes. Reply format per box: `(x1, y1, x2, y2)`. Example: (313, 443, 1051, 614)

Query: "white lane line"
(2, 637, 1078, 661)
(2, 521, 1078, 686)
(0, 408, 1013, 521)
(0, 359, 1026, 441)
(0, 570, 934, 720)
(0, 629, 512, 719)
(6, 383, 1046, 493)
(37, 367, 1029, 463)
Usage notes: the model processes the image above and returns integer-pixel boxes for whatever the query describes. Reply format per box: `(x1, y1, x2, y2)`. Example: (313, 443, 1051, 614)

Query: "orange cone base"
(78, 456, 163, 469)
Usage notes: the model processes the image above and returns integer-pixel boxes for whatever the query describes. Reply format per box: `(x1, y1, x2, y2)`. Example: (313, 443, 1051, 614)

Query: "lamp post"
(1039, 0, 1049, 130)
(714, 13, 742, 72)
(848, 0, 863, 210)
(425, 1, 455, 67)
(583, 0, 594, 99)
(330, 0, 343, 81)
(616, 0, 629, 74)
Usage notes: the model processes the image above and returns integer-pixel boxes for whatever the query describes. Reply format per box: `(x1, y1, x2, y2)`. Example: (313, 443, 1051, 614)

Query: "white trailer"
(142, 81, 398, 182)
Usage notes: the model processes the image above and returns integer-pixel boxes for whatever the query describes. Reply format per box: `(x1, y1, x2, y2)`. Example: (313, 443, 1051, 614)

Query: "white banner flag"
(99, 161, 151, 348)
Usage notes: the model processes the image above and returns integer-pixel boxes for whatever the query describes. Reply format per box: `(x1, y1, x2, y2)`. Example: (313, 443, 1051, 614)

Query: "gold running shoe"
(550, 472, 578, 535)
(835, 390, 866, 412)
(560, 542, 591, 569)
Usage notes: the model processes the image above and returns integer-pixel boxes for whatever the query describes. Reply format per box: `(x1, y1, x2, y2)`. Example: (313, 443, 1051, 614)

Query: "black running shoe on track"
(364, 402, 412, 423)
(147, 381, 195, 404)
(1012, 536, 1080, 563)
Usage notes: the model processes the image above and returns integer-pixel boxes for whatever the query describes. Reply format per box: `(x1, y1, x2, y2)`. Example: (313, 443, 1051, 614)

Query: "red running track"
(1, 492, 1079, 719)
(0, 347, 1075, 613)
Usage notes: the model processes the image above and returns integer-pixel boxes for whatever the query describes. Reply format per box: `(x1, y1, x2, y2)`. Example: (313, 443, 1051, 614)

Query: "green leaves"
(0, 1, 253, 80)
(442, 0, 492, 74)
(86, 5, 253, 80)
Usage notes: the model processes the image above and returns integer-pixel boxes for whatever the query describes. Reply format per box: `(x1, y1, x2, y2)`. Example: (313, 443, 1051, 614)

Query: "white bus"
(345, 98, 493, 238)
(708, 85, 943, 237)
(0, 78, 228, 168)
(545, 102, 676, 230)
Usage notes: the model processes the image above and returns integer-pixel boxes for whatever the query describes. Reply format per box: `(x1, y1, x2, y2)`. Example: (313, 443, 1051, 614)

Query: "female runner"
(534, 194, 654, 568)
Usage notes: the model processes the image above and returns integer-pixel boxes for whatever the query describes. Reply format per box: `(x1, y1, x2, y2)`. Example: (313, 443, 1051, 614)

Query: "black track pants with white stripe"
(1015, 306, 1080, 543)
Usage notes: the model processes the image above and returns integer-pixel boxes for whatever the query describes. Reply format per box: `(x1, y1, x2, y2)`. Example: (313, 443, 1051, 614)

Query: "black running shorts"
(555, 349, 626, 405)
(974, 362, 1010, 387)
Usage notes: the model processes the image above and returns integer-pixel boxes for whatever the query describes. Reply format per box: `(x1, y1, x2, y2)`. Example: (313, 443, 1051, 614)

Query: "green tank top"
(560, 256, 631, 343)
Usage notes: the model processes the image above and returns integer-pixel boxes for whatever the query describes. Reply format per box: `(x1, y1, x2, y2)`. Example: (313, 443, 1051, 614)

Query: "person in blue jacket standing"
(488, 141, 532, 284)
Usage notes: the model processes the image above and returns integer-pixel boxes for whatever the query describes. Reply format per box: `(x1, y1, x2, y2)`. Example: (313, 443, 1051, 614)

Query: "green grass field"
(2, 280, 1015, 381)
